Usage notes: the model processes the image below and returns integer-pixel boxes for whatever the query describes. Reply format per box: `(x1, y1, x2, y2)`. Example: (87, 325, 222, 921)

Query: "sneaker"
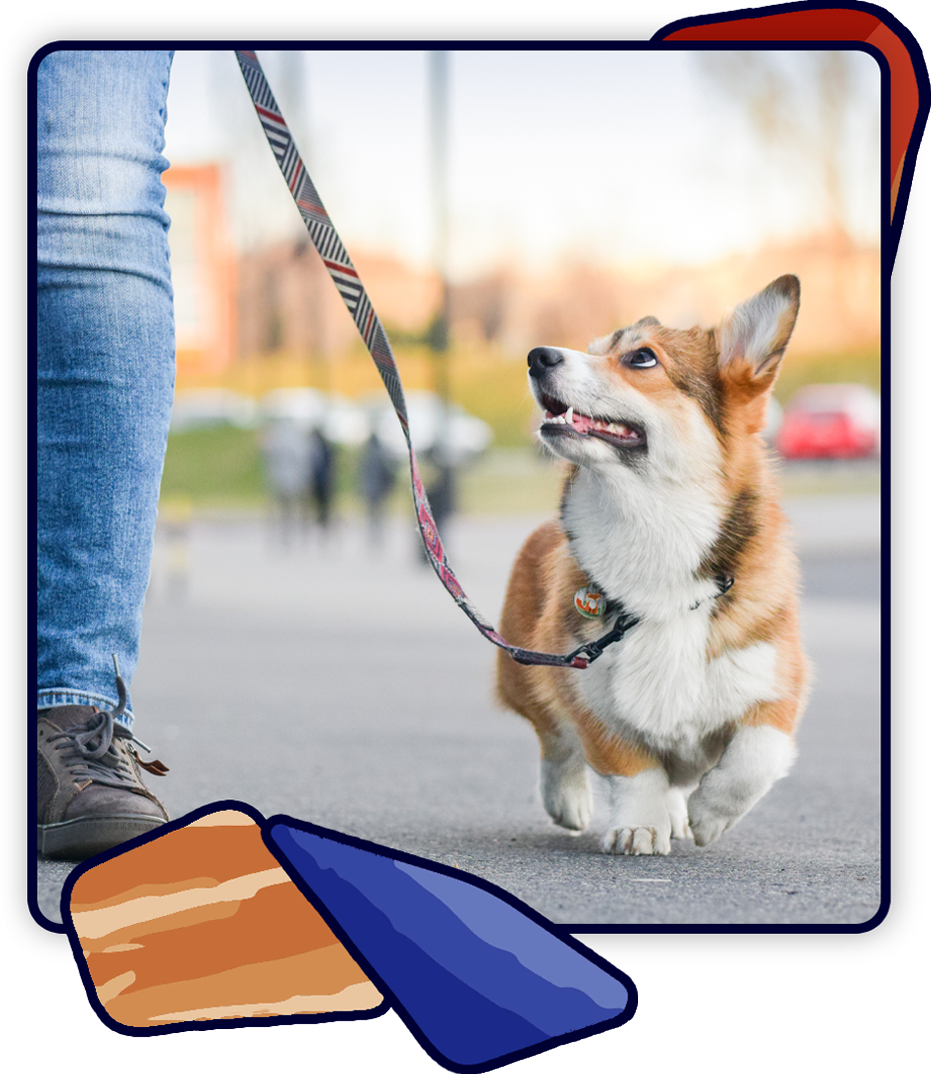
(37, 704, 169, 860)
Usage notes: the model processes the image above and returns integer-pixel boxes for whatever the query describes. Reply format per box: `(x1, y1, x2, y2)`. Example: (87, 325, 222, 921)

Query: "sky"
(163, 46, 882, 280)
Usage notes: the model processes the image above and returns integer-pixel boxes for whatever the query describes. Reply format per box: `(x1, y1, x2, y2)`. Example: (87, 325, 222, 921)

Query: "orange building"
(163, 164, 236, 376)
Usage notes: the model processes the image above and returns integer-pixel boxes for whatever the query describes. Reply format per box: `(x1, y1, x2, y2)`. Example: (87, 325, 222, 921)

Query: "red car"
(775, 384, 881, 460)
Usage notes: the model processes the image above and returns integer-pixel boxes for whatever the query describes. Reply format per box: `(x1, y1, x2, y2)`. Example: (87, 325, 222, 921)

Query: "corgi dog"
(496, 276, 808, 855)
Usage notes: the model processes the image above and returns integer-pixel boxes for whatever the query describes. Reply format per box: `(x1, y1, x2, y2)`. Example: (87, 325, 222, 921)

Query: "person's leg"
(37, 49, 175, 721)
(36, 50, 175, 858)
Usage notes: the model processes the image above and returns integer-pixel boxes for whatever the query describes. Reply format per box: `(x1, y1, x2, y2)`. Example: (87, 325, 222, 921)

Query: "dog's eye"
(626, 348, 658, 369)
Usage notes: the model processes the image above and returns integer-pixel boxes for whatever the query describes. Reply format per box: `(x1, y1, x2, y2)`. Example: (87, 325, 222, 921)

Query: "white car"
(170, 389, 258, 432)
(367, 391, 493, 464)
(260, 388, 369, 446)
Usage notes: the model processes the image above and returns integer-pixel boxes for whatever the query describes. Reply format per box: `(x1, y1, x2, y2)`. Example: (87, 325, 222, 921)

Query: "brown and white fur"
(496, 276, 808, 855)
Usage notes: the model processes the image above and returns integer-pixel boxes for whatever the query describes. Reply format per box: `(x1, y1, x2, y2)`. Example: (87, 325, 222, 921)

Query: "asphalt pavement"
(35, 492, 883, 930)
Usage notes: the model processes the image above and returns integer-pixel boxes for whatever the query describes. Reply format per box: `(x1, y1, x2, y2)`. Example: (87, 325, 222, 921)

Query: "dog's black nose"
(528, 347, 564, 376)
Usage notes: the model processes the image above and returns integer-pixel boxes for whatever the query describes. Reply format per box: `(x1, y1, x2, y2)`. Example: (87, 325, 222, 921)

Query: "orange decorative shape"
(66, 807, 384, 1031)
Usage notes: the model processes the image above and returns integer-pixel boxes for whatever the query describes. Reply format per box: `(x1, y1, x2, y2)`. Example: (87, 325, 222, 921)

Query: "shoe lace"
(48, 657, 168, 788)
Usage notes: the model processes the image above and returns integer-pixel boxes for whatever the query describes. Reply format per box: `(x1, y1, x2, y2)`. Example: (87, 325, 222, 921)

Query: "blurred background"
(38, 46, 887, 926)
(156, 46, 881, 550)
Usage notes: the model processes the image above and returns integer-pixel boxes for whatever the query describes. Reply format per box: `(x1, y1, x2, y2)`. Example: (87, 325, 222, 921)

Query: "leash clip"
(569, 611, 640, 669)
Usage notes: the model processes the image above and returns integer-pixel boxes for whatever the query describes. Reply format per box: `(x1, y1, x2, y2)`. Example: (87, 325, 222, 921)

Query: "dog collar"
(574, 574, 734, 619)
(689, 573, 735, 610)
(564, 572, 734, 669)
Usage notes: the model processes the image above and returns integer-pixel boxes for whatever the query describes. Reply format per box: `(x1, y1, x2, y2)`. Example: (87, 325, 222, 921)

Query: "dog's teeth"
(565, 407, 574, 425)
(586, 417, 638, 440)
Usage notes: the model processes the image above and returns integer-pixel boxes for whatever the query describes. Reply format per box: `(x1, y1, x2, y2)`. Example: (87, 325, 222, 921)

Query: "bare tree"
(696, 50, 866, 244)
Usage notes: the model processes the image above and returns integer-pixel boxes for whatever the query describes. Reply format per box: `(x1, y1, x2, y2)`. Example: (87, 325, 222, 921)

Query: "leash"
(235, 50, 637, 670)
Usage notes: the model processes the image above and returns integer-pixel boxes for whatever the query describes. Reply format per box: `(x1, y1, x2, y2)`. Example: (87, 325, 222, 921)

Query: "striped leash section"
(235, 49, 632, 669)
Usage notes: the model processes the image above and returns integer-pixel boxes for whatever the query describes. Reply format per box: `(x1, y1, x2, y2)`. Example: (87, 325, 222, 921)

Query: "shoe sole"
(38, 815, 167, 861)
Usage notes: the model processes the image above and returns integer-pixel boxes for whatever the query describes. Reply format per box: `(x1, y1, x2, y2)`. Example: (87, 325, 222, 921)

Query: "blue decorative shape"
(265, 817, 636, 1073)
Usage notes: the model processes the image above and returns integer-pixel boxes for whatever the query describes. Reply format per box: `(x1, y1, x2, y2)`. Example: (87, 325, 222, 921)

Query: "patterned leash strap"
(235, 50, 629, 669)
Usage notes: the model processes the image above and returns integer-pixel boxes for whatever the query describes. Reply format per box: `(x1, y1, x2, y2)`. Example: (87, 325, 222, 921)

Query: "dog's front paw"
(602, 769, 672, 855)
(602, 826, 671, 856)
(540, 757, 592, 832)
(666, 787, 693, 840)
(688, 726, 798, 846)
(687, 791, 732, 847)
(687, 776, 746, 846)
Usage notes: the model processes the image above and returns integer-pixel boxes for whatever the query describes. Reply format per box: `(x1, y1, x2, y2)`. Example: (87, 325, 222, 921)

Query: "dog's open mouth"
(538, 393, 646, 449)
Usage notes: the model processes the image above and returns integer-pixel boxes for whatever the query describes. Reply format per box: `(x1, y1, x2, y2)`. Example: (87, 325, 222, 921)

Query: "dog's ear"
(718, 275, 800, 383)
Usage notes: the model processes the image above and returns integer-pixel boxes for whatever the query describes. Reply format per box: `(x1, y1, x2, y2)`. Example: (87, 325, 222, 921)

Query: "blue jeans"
(36, 50, 176, 726)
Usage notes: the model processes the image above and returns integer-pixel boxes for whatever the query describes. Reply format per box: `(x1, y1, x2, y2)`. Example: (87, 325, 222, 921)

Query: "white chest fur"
(564, 467, 778, 760)
(580, 614, 779, 755)
(563, 466, 724, 620)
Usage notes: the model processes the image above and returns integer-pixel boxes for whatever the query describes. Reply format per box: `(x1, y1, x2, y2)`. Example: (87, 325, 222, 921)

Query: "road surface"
(35, 494, 883, 931)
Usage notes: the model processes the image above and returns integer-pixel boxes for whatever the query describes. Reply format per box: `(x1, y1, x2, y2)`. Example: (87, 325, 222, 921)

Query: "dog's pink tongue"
(571, 410, 595, 434)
